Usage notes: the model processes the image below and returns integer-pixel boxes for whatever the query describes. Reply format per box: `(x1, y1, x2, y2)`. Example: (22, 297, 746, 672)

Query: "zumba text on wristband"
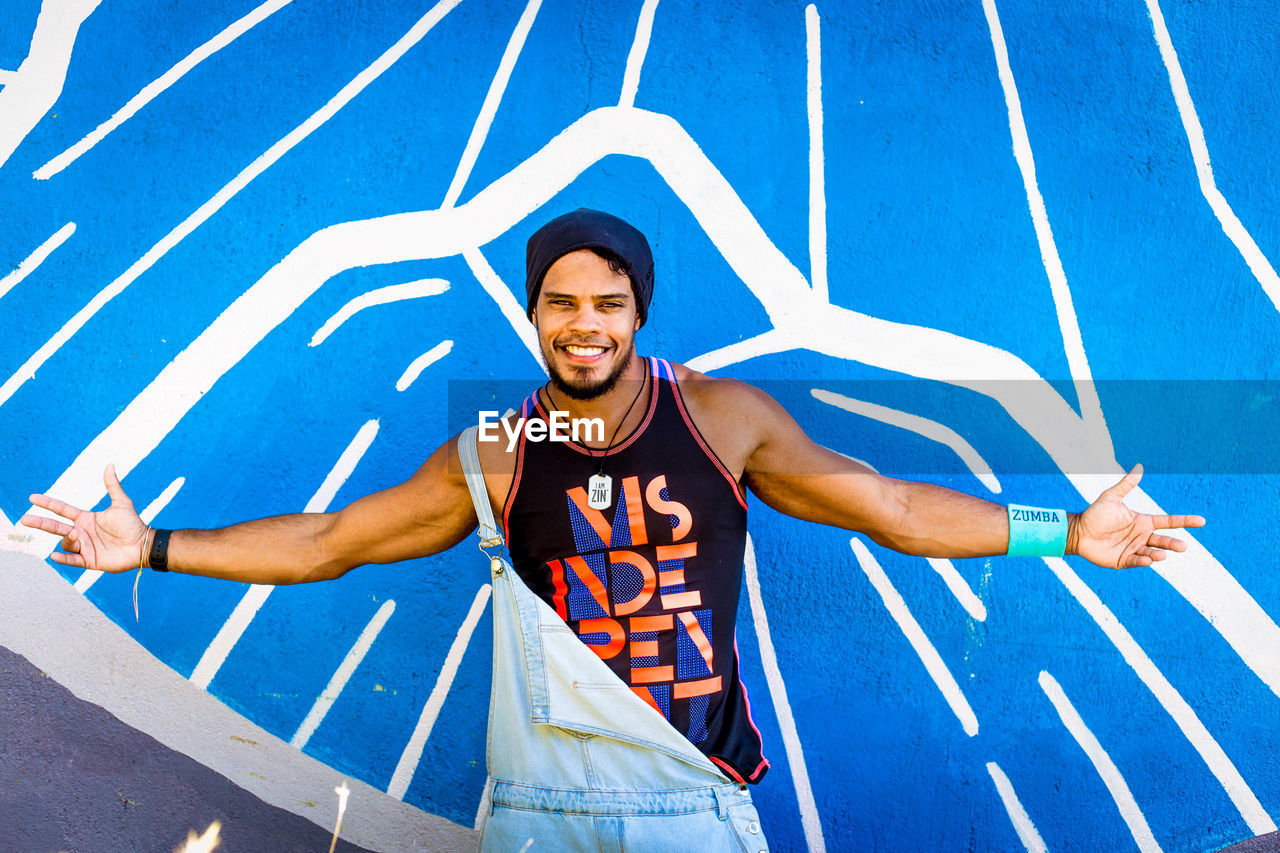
(149, 528, 172, 572)
(1006, 505, 1068, 557)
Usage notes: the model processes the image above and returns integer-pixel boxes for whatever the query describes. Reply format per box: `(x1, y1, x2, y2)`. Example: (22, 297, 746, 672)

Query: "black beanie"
(525, 209, 655, 326)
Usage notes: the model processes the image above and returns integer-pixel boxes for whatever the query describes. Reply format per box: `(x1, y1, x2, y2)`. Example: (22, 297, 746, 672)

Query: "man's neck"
(545, 356, 648, 447)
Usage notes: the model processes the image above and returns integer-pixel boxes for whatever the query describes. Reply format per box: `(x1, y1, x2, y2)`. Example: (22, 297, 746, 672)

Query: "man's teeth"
(565, 345, 605, 356)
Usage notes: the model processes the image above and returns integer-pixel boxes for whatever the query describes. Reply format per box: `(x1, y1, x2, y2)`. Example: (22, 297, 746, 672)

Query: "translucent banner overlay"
(447, 379, 1279, 476)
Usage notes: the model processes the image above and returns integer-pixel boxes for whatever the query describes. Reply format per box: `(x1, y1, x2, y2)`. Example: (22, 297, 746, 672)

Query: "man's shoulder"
(661, 361, 789, 478)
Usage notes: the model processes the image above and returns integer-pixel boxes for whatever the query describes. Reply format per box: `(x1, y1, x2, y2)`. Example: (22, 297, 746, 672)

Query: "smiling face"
(533, 249, 642, 400)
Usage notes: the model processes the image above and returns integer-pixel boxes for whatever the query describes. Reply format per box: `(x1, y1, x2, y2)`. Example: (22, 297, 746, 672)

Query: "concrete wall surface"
(1, 1, 1278, 850)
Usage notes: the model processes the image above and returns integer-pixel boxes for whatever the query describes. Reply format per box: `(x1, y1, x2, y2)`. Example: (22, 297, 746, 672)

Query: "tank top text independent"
(502, 357, 769, 783)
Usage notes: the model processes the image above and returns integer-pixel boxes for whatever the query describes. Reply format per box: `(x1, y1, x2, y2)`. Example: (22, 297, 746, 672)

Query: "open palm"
(1073, 464, 1205, 569)
(20, 465, 148, 573)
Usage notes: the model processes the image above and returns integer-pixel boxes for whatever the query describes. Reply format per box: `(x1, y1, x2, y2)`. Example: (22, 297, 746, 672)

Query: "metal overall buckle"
(477, 523, 505, 575)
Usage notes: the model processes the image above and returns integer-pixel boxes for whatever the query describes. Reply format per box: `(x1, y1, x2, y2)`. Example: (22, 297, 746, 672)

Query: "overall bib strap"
(457, 425, 503, 553)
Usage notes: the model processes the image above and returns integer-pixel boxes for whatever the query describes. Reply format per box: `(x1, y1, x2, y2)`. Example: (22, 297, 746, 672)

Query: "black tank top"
(502, 356, 769, 784)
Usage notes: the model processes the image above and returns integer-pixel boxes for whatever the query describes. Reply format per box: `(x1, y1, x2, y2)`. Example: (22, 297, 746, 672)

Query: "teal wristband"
(1006, 505, 1068, 557)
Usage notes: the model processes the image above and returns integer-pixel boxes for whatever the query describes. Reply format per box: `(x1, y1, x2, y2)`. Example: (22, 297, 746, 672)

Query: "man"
(21, 209, 1203, 849)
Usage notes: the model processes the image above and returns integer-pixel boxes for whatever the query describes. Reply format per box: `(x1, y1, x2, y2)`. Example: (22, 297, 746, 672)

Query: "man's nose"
(566, 304, 605, 334)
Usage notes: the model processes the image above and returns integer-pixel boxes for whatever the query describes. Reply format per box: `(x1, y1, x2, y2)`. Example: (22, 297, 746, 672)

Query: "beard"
(545, 336, 635, 400)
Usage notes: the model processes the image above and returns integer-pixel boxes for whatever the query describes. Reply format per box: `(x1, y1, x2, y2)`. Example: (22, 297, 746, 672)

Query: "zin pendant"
(587, 473, 613, 510)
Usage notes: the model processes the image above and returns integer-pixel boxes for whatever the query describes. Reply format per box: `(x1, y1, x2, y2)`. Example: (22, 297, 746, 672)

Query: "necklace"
(544, 367, 648, 510)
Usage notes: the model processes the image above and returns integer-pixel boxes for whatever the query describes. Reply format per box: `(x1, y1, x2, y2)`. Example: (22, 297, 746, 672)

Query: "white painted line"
(387, 584, 492, 800)
(980, 0, 1112, 461)
(309, 279, 450, 346)
(743, 534, 826, 853)
(189, 420, 379, 689)
(925, 558, 987, 622)
(685, 328, 791, 374)
(619, 0, 661, 109)
(142, 477, 187, 523)
(189, 583, 274, 689)
(435, 0, 541, 368)
(74, 475, 185, 595)
(851, 537, 979, 736)
(1044, 558, 1275, 834)
(33, 0, 296, 180)
(1103, 485, 1280, 703)
(806, 4, 827, 303)
(0, 0, 466, 409)
(1038, 670, 1163, 852)
(0, 222, 75, 302)
(441, 0, 541, 209)
(395, 340, 453, 392)
(303, 419, 380, 515)
(0, 69, 15, 84)
(462, 247, 543, 368)
(1144, 0, 1280, 313)
(986, 762, 1048, 853)
(439, 0, 539, 367)
(473, 776, 495, 832)
(0, 0, 102, 168)
(812, 387, 1002, 493)
(291, 599, 396, 750)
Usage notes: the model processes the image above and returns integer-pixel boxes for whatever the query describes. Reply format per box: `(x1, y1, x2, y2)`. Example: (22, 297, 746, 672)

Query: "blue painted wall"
(2, 1, 1278, 849)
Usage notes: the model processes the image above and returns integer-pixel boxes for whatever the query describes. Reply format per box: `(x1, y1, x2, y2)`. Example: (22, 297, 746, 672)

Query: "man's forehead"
(541, 251, 631, 294)
(543, 248, 624, 276)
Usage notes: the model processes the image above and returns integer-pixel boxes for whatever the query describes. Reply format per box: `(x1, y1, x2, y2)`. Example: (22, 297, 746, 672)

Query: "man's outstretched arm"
(20, 437, 477, 584)
(730, 382, 1203, 569)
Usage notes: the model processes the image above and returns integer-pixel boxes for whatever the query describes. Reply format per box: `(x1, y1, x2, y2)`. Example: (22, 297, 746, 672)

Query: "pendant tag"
(587, 474, 612, 510)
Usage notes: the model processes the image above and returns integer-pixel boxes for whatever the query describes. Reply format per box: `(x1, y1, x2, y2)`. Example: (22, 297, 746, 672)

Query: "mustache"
(555, 337, 612, 347)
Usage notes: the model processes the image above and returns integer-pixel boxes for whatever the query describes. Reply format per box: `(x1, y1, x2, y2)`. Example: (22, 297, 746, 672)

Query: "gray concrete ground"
(0, 550, 477, 852)
(0, 644, 374, 853)
(1218, 832, 1280, 852)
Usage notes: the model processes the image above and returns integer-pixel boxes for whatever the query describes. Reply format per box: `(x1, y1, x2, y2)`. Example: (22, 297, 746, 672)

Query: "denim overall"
(458, 426, 769, 852)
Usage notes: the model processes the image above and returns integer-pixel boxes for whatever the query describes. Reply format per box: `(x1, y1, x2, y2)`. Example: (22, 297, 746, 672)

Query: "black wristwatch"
(149, 528, 172, 572)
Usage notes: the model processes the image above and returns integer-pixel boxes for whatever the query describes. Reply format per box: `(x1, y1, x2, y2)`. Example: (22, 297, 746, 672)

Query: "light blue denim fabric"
(459, 427, 770, 853)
